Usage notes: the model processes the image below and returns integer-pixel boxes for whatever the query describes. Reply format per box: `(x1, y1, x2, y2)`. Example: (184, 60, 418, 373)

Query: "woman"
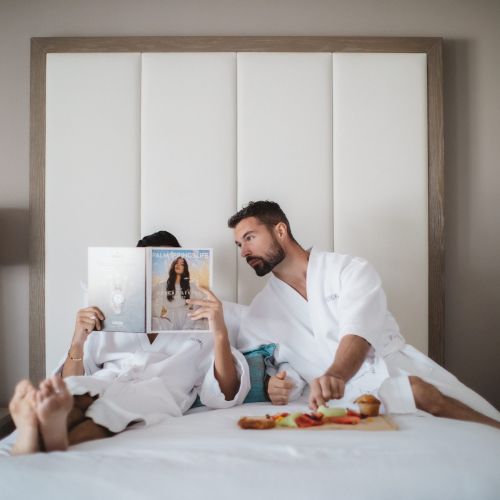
(6, 231, 249, 455)
(154, 257, 190, 330)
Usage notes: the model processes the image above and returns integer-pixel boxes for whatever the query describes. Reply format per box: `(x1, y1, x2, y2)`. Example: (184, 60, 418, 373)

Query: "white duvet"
(1, 400, 499, 500)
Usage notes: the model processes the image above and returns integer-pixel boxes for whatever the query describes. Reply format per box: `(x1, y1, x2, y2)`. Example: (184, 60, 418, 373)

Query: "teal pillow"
(190, 343, 276, 408)
(242, 343, 276, 403)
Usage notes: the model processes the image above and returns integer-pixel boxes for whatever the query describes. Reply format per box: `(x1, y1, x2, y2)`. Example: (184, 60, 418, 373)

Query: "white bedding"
(1, 401, 499, 500)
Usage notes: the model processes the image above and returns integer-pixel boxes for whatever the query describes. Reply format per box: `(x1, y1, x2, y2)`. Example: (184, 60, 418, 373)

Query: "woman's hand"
(186, 287, 227, 337)
(71, 307, 105, 347)
(187, 287, 239, 400)
(63, 307, 104, 378)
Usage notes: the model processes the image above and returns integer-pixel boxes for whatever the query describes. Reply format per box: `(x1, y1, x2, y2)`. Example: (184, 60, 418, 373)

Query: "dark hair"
(136, 231, 180, 248)
(166, 257, 190, 302)
(227, 200, 296, 242)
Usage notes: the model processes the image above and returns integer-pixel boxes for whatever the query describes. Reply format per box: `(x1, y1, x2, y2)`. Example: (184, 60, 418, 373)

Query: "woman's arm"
(187, 288, 240, 400)
(61, 307, 104, 378)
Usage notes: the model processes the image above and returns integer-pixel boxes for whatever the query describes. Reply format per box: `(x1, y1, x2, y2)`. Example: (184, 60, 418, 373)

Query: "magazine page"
(88, 247, 146, 333)
(147, 248, 212, 333)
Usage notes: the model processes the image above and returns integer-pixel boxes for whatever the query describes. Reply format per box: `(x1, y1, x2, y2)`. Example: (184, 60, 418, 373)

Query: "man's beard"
(246, 238, 285, 277)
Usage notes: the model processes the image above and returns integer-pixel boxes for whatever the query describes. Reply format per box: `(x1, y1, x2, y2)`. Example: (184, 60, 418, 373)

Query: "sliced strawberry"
(295, 414, 323, 428)
(346, 409, 361, 418)
(323, 415, 361, 425)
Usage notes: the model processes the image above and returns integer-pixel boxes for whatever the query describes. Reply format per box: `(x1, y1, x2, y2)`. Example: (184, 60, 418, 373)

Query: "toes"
(26, 387, 37, 407)
(10, 380, 35, 412)
(13, 380, 34, 399)
(39, 380, 53, 399)
(52, 376, 72, 404)
(51, 375, 68, 394)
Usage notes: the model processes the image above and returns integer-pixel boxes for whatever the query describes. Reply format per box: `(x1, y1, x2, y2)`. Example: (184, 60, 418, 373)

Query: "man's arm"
(187, 288, 240, 400)
(309, 334, 371, 410)
(61, 307, 104, 378)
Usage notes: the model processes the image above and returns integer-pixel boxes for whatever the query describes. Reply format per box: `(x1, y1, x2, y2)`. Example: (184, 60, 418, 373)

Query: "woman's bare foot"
(35, 376, 74, 452)
(9, 380, 39, 455)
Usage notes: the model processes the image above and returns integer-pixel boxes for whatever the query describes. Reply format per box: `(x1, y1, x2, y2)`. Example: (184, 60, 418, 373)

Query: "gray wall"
(1, 0, 499, 409)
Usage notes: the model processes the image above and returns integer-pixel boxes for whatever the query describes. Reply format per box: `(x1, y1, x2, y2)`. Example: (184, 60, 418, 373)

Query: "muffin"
(354, 394, 381, 417)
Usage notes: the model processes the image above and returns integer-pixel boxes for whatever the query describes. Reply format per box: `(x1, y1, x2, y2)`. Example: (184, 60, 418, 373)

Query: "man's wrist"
(324, 368, 345, 381)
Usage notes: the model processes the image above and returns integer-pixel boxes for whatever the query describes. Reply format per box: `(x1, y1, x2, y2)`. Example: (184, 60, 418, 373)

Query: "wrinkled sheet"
(1, 401, 499, 500)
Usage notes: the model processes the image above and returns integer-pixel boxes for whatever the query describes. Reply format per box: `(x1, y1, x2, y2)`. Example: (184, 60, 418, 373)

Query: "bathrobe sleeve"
(199, 346, 251, 408)
(337, 258, 389, 352)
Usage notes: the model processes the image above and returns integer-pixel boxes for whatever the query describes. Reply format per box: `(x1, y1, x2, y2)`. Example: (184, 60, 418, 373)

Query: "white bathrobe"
(58, 302, 250, 432)
(239, 248, 500, 420)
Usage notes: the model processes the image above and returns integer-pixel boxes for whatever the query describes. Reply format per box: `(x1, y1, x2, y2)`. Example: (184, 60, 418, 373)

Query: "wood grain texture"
(30, 38, 47, 384)
(426, 40, 445, 365)
(30, 36, 445, 380)
(31, 36, 442, 54)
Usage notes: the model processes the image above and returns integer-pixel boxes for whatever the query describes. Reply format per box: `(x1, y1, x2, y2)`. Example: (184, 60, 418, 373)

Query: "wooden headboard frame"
(30, 36, 444, 383)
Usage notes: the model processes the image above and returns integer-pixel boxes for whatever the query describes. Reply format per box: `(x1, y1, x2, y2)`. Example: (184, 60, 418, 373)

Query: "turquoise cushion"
(190, 343, 276, 408)
(242, 343, 276, 403)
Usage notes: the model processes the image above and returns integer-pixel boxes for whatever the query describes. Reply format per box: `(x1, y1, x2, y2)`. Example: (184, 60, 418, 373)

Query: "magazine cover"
(147, 248, 213, 333)
(88, 247, 146, 333)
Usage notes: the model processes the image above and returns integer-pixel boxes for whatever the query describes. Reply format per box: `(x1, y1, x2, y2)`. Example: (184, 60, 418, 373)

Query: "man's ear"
(275, 222, 287, 240)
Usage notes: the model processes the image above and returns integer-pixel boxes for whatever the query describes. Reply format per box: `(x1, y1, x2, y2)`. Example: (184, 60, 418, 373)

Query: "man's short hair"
(136, 231, 181, 248)
(227, 201, 296, 242)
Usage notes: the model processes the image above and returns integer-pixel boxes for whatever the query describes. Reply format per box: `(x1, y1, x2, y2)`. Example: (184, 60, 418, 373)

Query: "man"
(229, 201, 500, 428)
(8, 231, 250, 455)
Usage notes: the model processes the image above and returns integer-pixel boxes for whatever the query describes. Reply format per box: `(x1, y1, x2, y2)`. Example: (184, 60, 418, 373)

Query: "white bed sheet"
(1, 401, 499, 500)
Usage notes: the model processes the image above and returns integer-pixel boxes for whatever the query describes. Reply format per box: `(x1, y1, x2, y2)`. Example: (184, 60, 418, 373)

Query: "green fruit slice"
(317, 406, 347, 417)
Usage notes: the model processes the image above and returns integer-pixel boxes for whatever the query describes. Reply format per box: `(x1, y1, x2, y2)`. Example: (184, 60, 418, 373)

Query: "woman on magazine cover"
(153, 256, 207, 331)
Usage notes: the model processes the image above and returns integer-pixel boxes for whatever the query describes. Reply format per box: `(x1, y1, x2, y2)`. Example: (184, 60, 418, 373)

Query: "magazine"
(88, 247, 212, 333)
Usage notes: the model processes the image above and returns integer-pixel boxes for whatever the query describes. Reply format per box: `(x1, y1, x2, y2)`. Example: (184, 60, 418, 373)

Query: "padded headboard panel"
(32, 37, 443, 378)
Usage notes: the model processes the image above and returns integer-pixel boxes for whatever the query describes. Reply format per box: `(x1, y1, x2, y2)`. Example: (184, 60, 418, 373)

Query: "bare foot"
(35, 376, 74, 452)
(9, 380, 39, 455)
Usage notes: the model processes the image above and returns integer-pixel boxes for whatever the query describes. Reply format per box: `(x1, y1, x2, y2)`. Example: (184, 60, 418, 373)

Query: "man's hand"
(267, 371, 295, 405)
(308, 373, 345, 410)
(186, 287, 227, 337)
(72, 307, 105, 347)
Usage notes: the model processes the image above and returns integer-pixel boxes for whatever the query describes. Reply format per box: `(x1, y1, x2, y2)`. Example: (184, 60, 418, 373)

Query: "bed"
(2, 400, 500, 499)
(2, 36, 498, 499)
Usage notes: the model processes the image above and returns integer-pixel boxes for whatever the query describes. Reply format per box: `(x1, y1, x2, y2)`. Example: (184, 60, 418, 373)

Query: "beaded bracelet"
(67, 351, 83, 362)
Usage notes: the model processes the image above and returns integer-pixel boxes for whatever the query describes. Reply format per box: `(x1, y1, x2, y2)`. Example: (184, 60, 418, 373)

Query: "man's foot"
(35, 376, 74, 452)
(9, 380, 39, 455)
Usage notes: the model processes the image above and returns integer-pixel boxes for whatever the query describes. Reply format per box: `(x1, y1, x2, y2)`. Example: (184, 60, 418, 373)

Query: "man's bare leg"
(35, 376, 74, 452)
(9, 380, 40, 455)
(67, 394, 95, 430)
(68, 418, 114, 446)
(409, 376, 500, 430)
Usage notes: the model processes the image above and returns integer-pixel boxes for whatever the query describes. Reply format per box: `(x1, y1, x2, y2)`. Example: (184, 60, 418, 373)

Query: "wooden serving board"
(305, 415, 397, 431)
(239, 416, 398, 432)
(256, 416, 396, 432)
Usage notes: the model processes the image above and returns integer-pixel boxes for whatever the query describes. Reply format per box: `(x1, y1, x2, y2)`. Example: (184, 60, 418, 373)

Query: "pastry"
(354, 394, 381, 417)
(237, 416, 276, 430)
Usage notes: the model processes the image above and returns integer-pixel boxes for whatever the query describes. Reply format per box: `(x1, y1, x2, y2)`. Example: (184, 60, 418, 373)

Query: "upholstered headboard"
(30, 37, 444, 379)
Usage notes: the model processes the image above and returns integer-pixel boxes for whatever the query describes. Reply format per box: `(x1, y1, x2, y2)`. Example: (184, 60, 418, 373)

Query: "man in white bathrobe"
(8, 231, 250, 455)
(229, 201, 500, 428)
